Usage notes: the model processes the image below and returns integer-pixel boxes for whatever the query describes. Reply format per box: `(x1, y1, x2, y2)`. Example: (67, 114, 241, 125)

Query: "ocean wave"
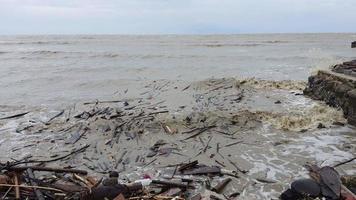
(253, 104, 346, 131)
(262, 40, 289, 44)
(89, 53, 121, 58)
(195, 43, 263, 48)
(0, 41, 72, 45)
(236, 78, 307, 91)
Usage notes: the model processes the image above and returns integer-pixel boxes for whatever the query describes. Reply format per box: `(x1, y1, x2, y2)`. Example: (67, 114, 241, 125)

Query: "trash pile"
(1, 159, 356, 199)
(0, 159, 243, 200)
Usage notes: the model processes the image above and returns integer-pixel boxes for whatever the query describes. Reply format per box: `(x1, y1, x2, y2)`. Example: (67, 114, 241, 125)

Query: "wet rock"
(281, 179, 321, 200)
(109, 171, 119, 178)
(304, 68, 356, 126)
(317, 123, 326, 129)
(291, 179, 321, 197)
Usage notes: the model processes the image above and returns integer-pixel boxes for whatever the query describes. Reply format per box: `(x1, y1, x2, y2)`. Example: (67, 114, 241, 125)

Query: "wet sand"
(1, 78, 355, 199)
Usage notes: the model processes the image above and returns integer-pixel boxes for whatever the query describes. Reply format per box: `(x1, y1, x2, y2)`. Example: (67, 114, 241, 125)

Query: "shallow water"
(0, 78, 355, 199)
(0, 33, 355, 106)
(0, 34, 355, 199)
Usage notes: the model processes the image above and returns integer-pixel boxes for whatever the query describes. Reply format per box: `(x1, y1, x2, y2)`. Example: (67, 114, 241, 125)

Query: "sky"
(0, 0, 356, 34)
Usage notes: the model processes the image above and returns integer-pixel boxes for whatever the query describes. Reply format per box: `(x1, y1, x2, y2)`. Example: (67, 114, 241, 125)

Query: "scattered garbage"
(0, 159, 242, 199)
(1, 77, 355, 199)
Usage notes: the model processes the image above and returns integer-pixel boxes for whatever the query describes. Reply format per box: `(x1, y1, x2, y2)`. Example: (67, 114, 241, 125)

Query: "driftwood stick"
(183, 126, 216, 140)
(178, 160, 198, 172)
(83, 100, 122, 105)
(26, 168, 45, 200)
(0, 112, 29, 120)
(1, 185, 13, 199)
(333, 156, 356, 168)
(151, 179, 194, 189)
(45, 110, 64, 124)
(212, 178, 232, 193)
(11, 166, 88, 175)
(0, 184, 63, 192)
(13, 174, 20, 199)
(1, 145, 90, 170)
(203, 136, 212, 152)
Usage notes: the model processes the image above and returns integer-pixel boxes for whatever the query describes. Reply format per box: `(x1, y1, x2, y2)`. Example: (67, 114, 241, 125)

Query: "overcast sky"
(1, 0, 355, 34)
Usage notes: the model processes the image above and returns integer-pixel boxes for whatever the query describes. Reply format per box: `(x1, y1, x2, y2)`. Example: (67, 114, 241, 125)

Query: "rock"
(281, 178, 321, 200)
(347, 89, 356, 125)
(109, 171, 119, 178)
(317, 123, 326, 129)
(291, 178, 321, 197)
(304, 68, 356, 126)
(352, 41, 356, 48)
(274, 100, 282, 104)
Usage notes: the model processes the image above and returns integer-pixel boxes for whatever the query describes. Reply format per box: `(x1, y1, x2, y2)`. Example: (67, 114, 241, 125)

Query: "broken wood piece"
(182, 166, 221, 175)
(227, 158, 248, 174)
(224, 141, 243, 147)
(215, 160, 226, 168)
(26, 168, 45, 200)
(151, 179, 194, 189)
(0, 184, 63, 192)
(3, 144, 90, 169)
(115, 151, 128, 168)
(212, 178, 232, 193)
(182, 85, 191, 91)
(178, 160, 198, 172)
(13, 173, 20, 199)
(10, 166, 88, 175)
(183, 125, 216, 140)
(203, 136, 212, 152)
(161, 123, 176, 134)
(0, 112, 29, 120)
(66, 125, 87, 144)
(148, 110, 169, 115)
(73, 174, 92, 188)
(45, 110, 64, 124)
(83, 100, 122, 105)
(333, 156, 356, 168)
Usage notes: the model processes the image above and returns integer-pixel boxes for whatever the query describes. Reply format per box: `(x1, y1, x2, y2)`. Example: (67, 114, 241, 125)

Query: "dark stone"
(274, 100, 282, 104)
(291, 178, 321, 198)
(109, 171, 119, 178)
(317, 123, 326, 129)
(280, 188, 301, 200)
(352, 41, 356, 48)
(347, 89, 356, 125)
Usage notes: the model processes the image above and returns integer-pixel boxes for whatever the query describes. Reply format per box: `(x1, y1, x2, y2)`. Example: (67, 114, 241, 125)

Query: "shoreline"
(1, 77, 355, 199)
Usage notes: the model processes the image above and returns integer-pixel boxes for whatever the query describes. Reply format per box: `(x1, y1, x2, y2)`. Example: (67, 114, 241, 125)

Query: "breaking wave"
(236, 78, 307, 91)
(0, 41, 71, 45)
(257, 104, 345, 131)
(196, 43, 263, 48)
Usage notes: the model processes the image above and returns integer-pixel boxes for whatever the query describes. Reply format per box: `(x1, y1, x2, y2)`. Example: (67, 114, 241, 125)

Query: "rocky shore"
(304, 60, 356, 125)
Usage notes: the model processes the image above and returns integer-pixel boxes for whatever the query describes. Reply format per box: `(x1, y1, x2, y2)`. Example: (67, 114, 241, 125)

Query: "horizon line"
(1, 31, 356, 36)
